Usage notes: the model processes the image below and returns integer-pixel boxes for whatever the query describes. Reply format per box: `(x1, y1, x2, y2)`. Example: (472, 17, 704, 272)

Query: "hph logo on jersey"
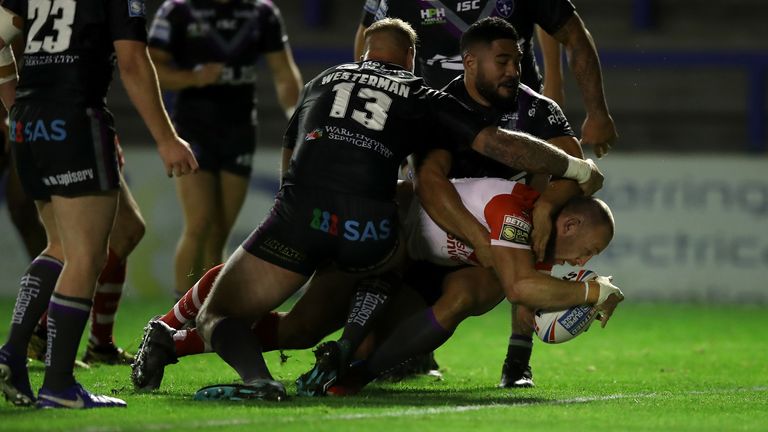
(310, 208, 391, 242)
(11, 120, 67, 143)
(420, 8, 446, 25)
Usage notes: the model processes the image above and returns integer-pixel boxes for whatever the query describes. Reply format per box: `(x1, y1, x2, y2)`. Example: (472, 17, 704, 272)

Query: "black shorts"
(176, 119, 255, 178)
(10, 103, 120, 200)
(243, 185, 399, 276)
(403, 260, 470, 306)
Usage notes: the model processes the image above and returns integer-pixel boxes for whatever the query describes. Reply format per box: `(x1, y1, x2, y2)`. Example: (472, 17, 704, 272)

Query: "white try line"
(84, 386, 768, 432)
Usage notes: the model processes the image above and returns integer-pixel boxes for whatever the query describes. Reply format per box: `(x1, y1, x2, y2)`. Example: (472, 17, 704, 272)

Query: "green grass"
(0, 300, 766, 431)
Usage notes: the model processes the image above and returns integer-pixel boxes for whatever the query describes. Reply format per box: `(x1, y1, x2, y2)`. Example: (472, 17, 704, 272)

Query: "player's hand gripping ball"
(534, 269, 600, 344)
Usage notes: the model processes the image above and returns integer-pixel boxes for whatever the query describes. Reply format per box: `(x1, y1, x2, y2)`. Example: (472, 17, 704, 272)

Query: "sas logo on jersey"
(305, 128, 323, 141)
(496, 0, 515, 18)
(310, 208, 391, 242)
(420, 8, 446, 25)
(11, 120, 67, 143)
(128, 0, 145, 17)
(499, 214, 530, 244)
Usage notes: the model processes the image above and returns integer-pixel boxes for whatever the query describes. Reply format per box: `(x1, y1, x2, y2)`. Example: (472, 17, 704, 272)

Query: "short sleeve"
(360, 0, 383, 27)
(108, 0, 148, 43)
(148, 0, 177, 50)
(422, 88, 490, 153)
(258, 3, 288, 53)
(534, 0, 576, 35)
(484, 184, 539, 249)
(282, 83, 310, 149)
(531, 97, 574, 140)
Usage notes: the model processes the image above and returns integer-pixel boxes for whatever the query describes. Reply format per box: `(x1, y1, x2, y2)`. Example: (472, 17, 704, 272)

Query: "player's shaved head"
(560, 196, 615, 239)
(363, 18, 417, 70)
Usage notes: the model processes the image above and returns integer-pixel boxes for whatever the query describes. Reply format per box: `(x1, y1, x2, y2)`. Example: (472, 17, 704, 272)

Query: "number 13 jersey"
(3, 0, 148, 106)
(282, 61, 489, 201)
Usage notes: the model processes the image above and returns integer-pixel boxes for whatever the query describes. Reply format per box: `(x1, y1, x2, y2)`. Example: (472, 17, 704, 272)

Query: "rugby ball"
(534, 269, 600, 344)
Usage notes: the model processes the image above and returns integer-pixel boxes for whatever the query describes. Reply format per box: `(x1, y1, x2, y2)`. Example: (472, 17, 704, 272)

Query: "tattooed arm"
(470, 126, 603, 195)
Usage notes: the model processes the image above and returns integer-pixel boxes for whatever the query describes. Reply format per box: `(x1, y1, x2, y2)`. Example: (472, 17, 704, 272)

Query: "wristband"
(564, 157, 591, 184)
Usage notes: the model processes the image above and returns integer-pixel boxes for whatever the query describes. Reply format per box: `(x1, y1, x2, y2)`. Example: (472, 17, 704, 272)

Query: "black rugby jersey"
(3, 0, 148, 105)
(442, 75, 573, 180)
(282, 61, 488, 201)
(148, 0, 286, 123)
(361, 0, 575, 90)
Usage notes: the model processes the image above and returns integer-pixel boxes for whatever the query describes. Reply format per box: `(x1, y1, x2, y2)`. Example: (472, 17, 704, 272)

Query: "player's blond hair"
(364, 18, 418, 53)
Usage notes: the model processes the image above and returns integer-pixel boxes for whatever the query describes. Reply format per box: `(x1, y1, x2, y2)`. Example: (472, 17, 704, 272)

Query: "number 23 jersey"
(3, 0, 148, 106)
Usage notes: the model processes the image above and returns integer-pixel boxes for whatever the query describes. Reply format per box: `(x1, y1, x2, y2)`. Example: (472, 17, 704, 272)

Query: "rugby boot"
(194, 380, 287, 402)
(131, 319, 178, 391)
(499, 361, 534, 388)
(0, 346, 35, 406)
(378, 352, 443, 382)
(82, 342, 135, 366)
(36, 383, 126, 409)
(295, 341, 344, 396)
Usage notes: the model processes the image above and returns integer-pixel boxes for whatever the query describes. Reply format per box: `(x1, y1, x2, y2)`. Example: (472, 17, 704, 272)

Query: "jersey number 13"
(329, 82, 392, 131)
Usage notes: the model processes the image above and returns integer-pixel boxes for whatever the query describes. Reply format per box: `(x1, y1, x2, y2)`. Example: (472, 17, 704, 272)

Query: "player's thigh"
(434, 267, 504, 328)
(201, 246, 308, 324)
(280, 265, 365, 346)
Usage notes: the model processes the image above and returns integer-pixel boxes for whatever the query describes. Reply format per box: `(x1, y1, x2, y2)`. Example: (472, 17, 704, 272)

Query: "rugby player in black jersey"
(187, 17, 602, 402)
(355, 0, 617, 157)
(147, 0, 302, 299)
(298, 17, 588, 392)
(0, 0, 197, 409)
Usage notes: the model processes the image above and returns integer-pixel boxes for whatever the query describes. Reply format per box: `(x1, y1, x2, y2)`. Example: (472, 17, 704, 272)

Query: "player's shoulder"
(156, 0, 191, 17)
(517, 83, 564, 114)
(249, 0, 280, 14)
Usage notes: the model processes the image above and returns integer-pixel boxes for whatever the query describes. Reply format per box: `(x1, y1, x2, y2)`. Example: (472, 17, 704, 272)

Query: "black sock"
(210, 317, 272, 383)
(504, 333, 533, 366)
(4, 255, 63, 356)
(366, 308, 452, 378)
(43, 293, 92, 391)
(338, 272, 399, 360)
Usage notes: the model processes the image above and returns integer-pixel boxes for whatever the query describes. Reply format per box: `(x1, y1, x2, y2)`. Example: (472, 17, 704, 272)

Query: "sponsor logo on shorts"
(446, 232, 472, 263)
(11, 119, 67, 143)
(260, 238, 305, 263)
(499, 214, 530, 245)
(42, 169, 94, 187)
(310, 208, 391, 242)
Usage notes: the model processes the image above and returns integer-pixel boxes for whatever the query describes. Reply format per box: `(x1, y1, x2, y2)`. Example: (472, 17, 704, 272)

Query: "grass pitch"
(0, 299, 766, 432)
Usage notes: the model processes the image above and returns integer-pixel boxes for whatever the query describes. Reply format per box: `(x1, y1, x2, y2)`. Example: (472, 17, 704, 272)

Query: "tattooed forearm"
(474, 127, 569, 176)
(559, 16, 609, 116)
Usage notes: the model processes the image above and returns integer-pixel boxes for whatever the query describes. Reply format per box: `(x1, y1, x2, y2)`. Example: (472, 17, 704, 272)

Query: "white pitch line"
(83, 386, 768, 432)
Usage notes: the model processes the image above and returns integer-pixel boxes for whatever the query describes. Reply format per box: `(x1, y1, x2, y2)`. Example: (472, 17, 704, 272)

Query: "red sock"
(90, 249, 126, 347)
(173, 328, 209, 357)
(161, 264, 224, 329)
(251, 311, 283, 353)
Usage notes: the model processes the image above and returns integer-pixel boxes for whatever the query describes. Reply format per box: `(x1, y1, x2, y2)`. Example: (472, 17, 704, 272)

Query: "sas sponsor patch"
(499, 214, 530, 245)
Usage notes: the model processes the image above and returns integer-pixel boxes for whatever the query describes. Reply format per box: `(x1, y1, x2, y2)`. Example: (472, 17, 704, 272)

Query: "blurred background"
(0, 0, 766, 302)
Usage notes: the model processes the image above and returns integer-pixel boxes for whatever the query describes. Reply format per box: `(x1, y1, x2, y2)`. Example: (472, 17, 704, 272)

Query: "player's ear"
(561, 215, 582, 236)
(406, 46, 415, 72)
(463, 51, 475, 71)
